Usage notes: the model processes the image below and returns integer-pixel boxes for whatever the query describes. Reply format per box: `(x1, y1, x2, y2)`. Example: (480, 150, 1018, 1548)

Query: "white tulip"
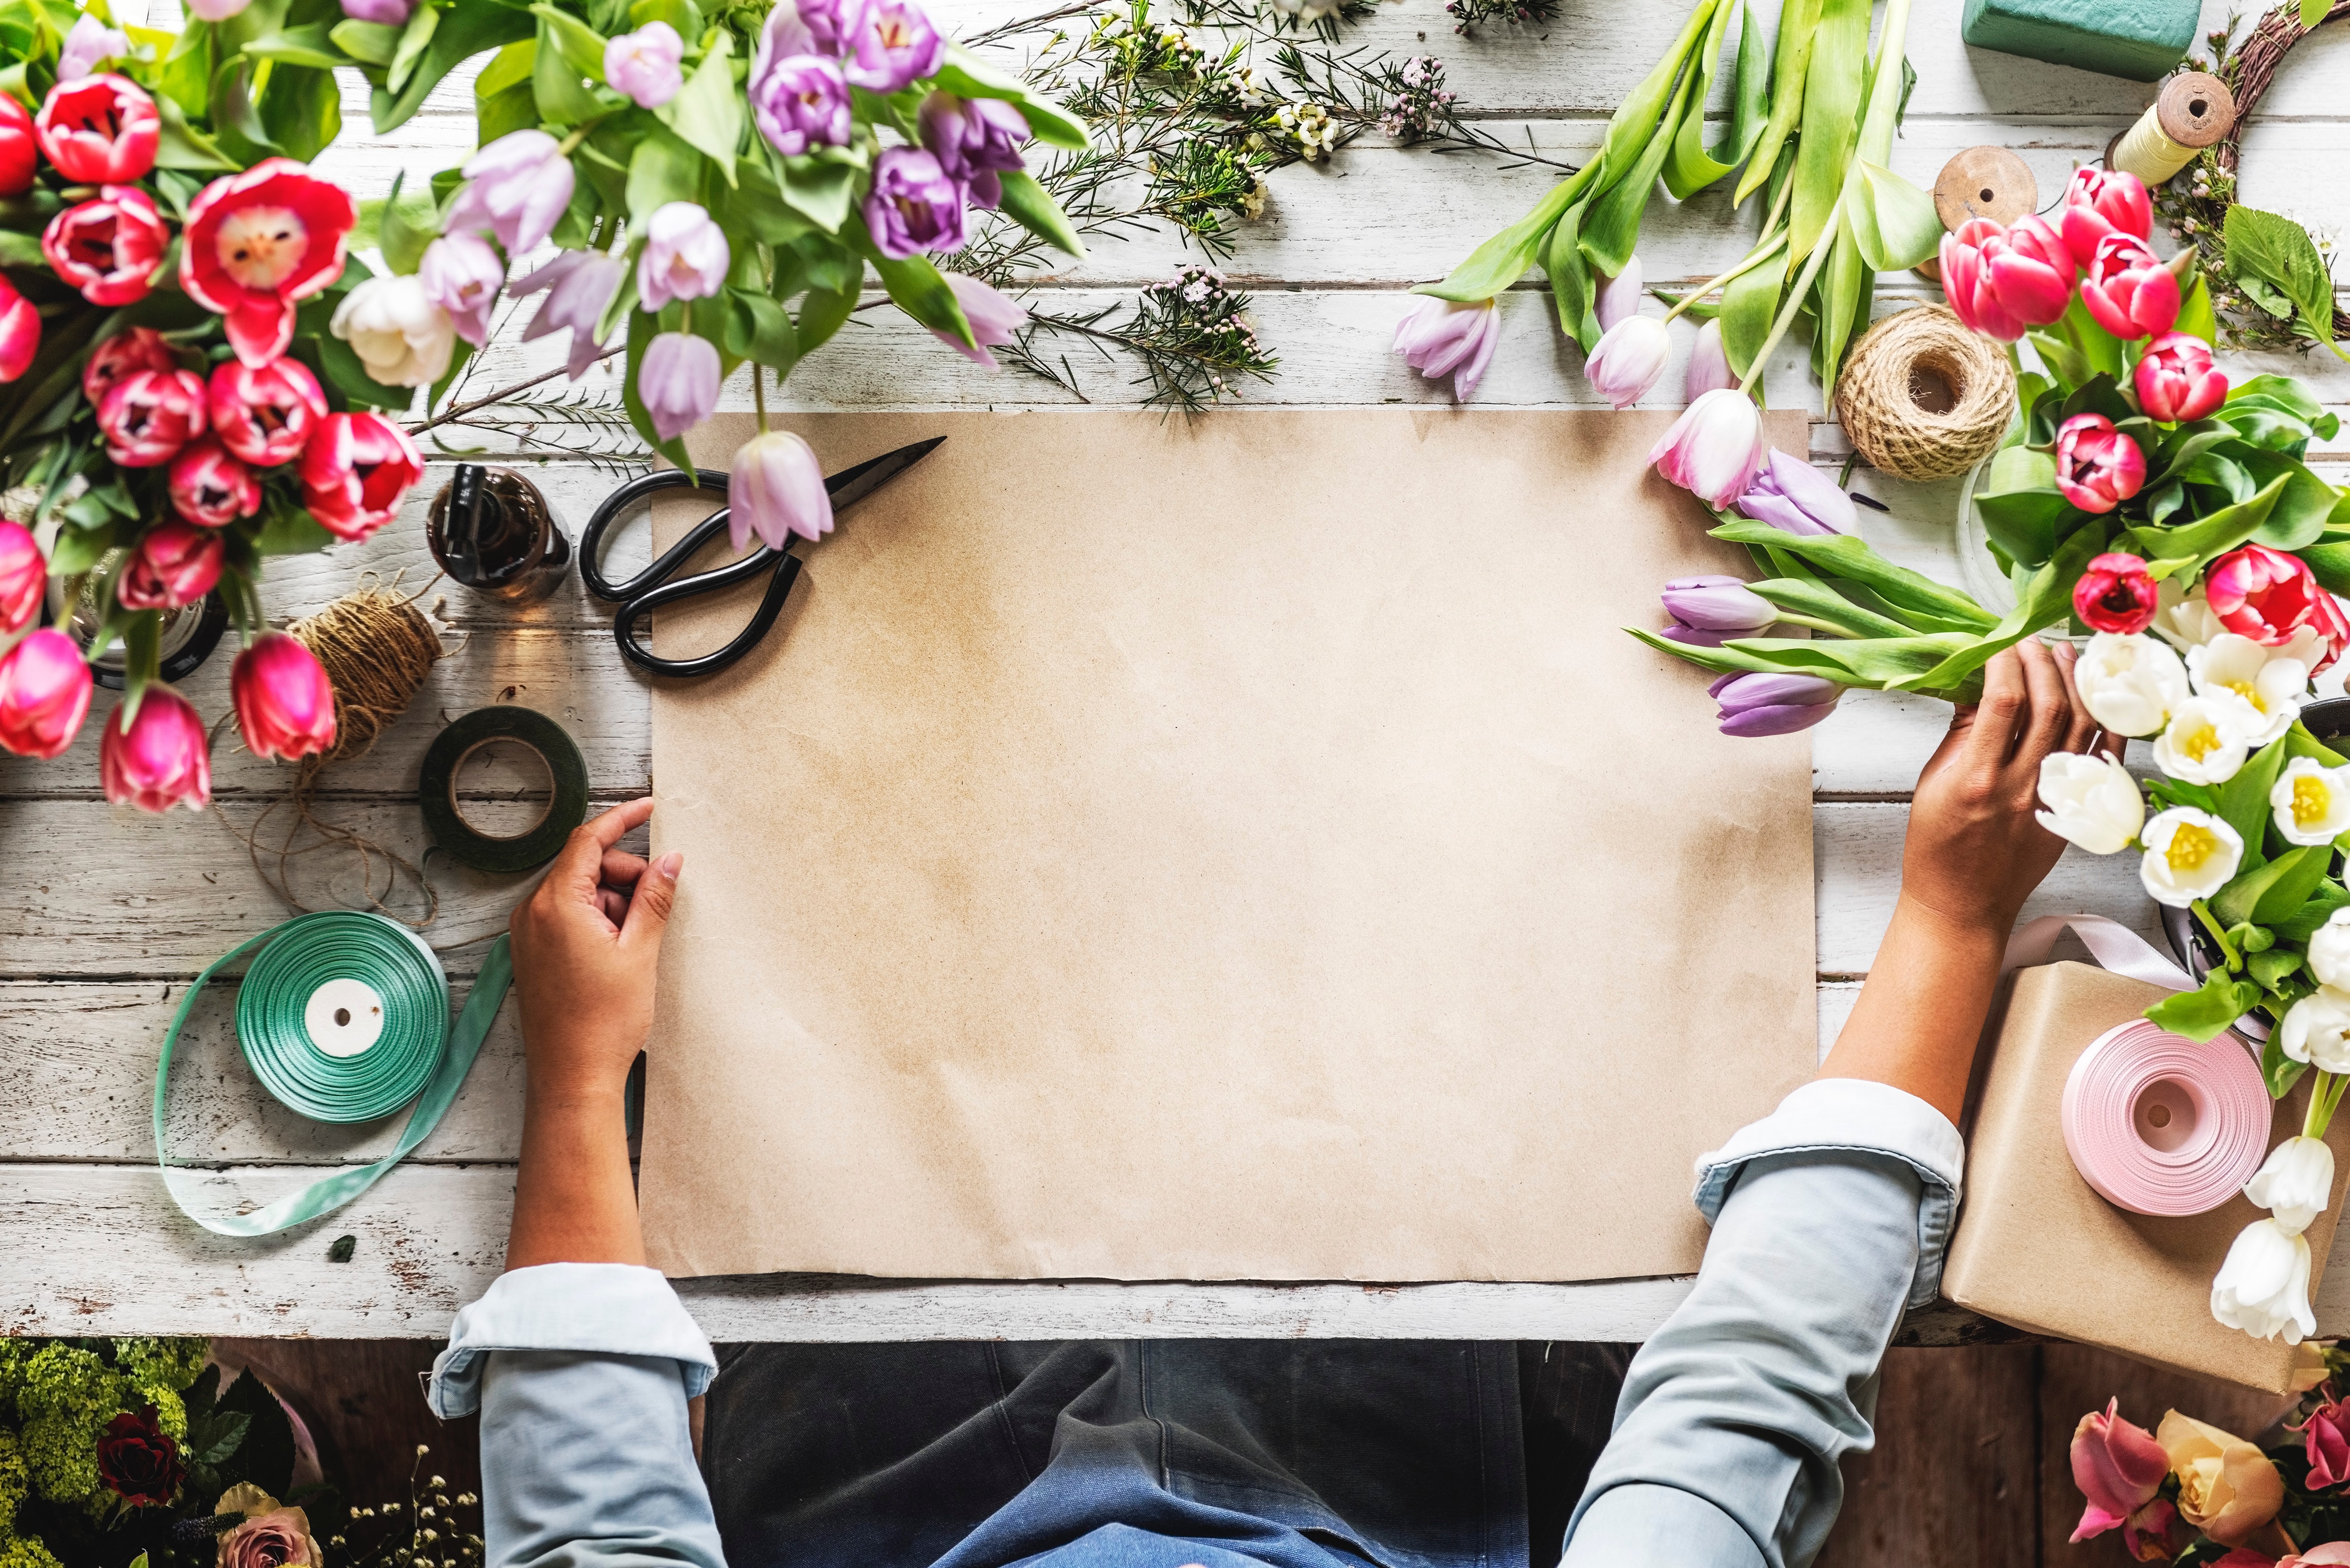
(2246, 1136, 2336, 1233)
(2152, 697, 2251, 785)
(2138, 806, 2244, 908)
(2077, 632, 2190, 739)
(2189, 632, 2308, 748)
(2035, 751, 2145, 854)
(2151, 580, 2226, 652)
(2310, 909, 2350, 990)
(2280, 986, 2350, 1073)
(330, 273, 456, 389)
(2211, 1216, 2315, 1343)
(2273, 757, 2350, 848)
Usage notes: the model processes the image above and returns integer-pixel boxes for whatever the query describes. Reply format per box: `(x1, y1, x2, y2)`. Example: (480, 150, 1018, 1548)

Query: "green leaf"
(2240, 451, 2340, 550)
(1747, 576, 1913, 637)
(934, 42, 1088, 151)
(475, 34, 534, 96)
(723, 287, 795, 372)
(661, 36, 747, 180)
(1541, 199, 1595, 350)
(2251, 946, 2305, 993)
(2215, 735, 2293, 887)
(791, 283, 855, 357)
(2175, 272, 2218, 346)
(996, 168, 1083, 260)
(2288, 721, 2349, 769)
(2264, 1030, 2314, 1098)
(1845, 160, 1941, 272)
(373, 0, 533, 133)
(2256, 847, 2333, 927)
(240, 22, 348, 66)
(630, 0, 700, 34)
(2226, 205, 2346, 361)
(861, 233, 971, 346)
(1719, 237, 1784, 379)
(777, 151, 856, 231)
(387, 0, 438, 94)
(47, 521, 112, 575)
(1710, 517, 1999, 630)
(258, 61, 339, 163)
(1580, 56, 1695, 278)
(153, 92, 240, 171)
(2306, 0, 2331, 26)
(329, 16, 397, 62)
(2145, 970, 2264, 1043)
(627, 125, 703, 220)
(2122, 473, 2288, 577)
(528, 1, 604, 77)
(1788, 0, 1867, 265)
(254, 501, 334, 554)
(1662, 0, 1766, 199)
(1901, 524, 2106, 694)
(1972, 486, 2071, 570)
(193, 1411, 251, 1465)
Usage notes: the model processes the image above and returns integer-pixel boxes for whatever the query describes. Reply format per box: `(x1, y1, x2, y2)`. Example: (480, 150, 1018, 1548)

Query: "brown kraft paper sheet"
(636, 408, 1817, 1283)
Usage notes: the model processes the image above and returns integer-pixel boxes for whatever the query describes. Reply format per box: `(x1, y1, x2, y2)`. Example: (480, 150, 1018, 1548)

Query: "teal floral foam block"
(1959, 0, 2197, 81)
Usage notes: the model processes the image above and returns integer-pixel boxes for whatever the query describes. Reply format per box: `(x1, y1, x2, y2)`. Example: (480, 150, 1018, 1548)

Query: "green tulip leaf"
(2144, 970, 2264, 1044)
(997, 168, 1085, 260)
(1844, 161, 1940, 272)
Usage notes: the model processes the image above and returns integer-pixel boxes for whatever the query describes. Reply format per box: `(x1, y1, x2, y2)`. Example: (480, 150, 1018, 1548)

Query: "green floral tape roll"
(154, 911, 512, 1238)
(418, 706, 591, 874)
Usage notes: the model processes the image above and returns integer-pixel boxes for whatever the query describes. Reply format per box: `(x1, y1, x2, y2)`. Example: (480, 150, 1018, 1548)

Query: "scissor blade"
(825, 436, 945, 512)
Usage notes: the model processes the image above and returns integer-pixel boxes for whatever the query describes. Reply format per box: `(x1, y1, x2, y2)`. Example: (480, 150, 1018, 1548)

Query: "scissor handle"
(579, 468, 738, 602)
(613, 551, 803, 679)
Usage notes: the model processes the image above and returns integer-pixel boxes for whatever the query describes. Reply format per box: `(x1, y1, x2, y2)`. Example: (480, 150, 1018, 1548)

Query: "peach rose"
(213, 1483, 320, 1568)
(2158, 1411, 2287, 1547)
(2281, 1546, 2350, 1567)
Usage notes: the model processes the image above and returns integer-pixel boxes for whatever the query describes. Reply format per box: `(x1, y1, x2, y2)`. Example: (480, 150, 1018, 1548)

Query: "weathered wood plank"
(1817, 1345, 2040, 1568)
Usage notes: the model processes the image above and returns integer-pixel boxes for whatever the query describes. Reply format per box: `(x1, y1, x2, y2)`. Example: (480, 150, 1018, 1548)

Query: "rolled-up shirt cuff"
(1691, 1077, 1964, 1309)
(428, 1263, 717, 1418)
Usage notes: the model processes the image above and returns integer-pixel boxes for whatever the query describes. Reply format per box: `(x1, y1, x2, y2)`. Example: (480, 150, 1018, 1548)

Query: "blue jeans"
(701, 1342, 1628, 1568)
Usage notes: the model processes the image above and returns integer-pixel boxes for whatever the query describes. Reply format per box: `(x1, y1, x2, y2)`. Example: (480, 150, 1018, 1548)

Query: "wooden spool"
(2105, 71, 2238, 179)
(1933, 146, 2039, 232)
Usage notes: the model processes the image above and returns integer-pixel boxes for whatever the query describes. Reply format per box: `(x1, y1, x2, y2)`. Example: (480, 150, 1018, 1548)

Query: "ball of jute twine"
(1833, 305, 2017, 483)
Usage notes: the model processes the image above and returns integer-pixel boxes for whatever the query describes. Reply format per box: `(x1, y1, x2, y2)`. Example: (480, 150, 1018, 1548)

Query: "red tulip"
(34, 73, 157, 184)
(2307, 589, 2350, 676)
(0, 627, 93, 759)
(300, 412, 423, 541)
(207, 356, 327, 467)
(2135, 332, 2228, 424)
(0, 518, 41, 633)
(2074, 551, 2160, 634)
(0, 92, 36, 196)
(180, 158, 359, 367)
(0, 273, 37, 385)
(2080, 233, 2182, 341)
(97, 367, 207, 467)
(99, 686, 210, 812)
(168, 439, 259, 528)
(232, 631, 335, 761)
(2207, 544, 2320, 646)
(116, 521, 223, 611)
(2060, 166, 2154, 272)
(42, 186, 167, 306)
(2055, 413, 2146, 515)
(84, 327, 178, 408)
(1940, 213, 2075, 341)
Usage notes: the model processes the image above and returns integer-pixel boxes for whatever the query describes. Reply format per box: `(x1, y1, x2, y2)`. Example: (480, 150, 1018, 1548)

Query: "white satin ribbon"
(2001, 913, 2269, 1042)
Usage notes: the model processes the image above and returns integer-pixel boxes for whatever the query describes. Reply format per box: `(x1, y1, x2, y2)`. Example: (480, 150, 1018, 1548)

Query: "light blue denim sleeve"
(427, 1264, 727, 1568)
(1559, 1078, 1965, 1568)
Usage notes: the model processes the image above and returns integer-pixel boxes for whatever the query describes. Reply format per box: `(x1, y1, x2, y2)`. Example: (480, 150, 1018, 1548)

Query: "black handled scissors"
(579, 437, 945, 678)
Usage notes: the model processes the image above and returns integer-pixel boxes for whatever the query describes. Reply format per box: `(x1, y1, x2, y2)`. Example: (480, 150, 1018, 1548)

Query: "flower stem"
(753, 361, 768, 434)
(557, 126, 592, 156)
(2193, 898, 2242, 971)
(1661, 228, 1789, 327)
(1740, 188, 1845, 396)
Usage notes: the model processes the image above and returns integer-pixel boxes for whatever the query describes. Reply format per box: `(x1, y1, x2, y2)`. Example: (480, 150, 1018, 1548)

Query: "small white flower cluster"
(1274, 101, 1340, 160)
(1269, 0, 1347, 22)
(1382, 55, 1456, 139)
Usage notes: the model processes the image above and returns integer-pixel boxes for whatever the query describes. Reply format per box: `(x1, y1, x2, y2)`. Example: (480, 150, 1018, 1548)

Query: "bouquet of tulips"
(1638, 162, 2350, 1345)
(0, 0, 425, 811)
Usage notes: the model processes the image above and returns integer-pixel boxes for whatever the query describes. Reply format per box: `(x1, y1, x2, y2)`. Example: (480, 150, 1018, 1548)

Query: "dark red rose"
(96, 1404, 184, 1506)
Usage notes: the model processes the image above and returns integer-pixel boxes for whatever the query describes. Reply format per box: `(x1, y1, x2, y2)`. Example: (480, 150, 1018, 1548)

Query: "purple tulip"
(514, 250, 624, 379)
(919, 93, 1028, 209)
(605, 22, 684, 109)
(841, 0, 942, 91)
(637, 201, 730, 312)
(862, 146, 967, 259)
(1685, 318, 1737, 400)
(1595, 255, 1642, 333)
(418, 231, 505, 348)
(791, 0, 872, 56)
(1709, 670, 1841, 737)
(1392, 296, 1499, 401)
(445, 130, 576, 258)
(749, 17, 852, 156)
(1734, 447, 1856, 536)
(338, 0, 412, 23)
(640, 331, 721, 442)
(1661, 574, 1774, 632)
(58, 16, 129, 79)
(731, 429, 832, 551)
(935, 273, 1026, 367)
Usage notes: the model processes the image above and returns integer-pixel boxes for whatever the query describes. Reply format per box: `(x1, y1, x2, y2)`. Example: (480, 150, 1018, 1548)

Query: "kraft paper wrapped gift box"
(1944, 961, 2350, 1393)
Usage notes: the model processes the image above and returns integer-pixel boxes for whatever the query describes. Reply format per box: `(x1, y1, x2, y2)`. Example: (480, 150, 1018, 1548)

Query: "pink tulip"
(444, 130, 576, 258)
(1393, 296, 1500, 401)
(1649, 388, 1766, 508)
(168, 439, 260, 528)
(2060, 166, 2154, 272)
(635, 201, 729, 312)
(0, 273, 36, 383)
(84, 326, 176, 409)
(97, 367, 207, 468)
(730, 429, 832, 552)
(232, 631, 336, 762)
(1594, 256, 1643, 333)
(1940, 214, 2075, 341)
(1583, 315, 1668, 408)
(417, 231, 505, 349)
(2309, 589, 2350, 676)
(0, 519, 42, 633)
(2068, 1399, 2168, 1542)
(603, 21, 684, 109)
(2207, 544, 2320, 646)
(2080, 233, 2181, 341)
(300, 411, 423, 541)
(1708, 669, 1840, 736)
(933, 273, 1026, 368)
(208, 356, 327, 468)
(1685, 317, 1737, 398)
(638, 332, 721, 443)
(34, 74, 157, 184)
(2054, 413, 2145, 515)
(99, 687, 210, 812)
(117, 521, 224, 611)
(41, 185, 168, 307)
(0, 627, 91, 758)
(2135, 332, 2228, 424)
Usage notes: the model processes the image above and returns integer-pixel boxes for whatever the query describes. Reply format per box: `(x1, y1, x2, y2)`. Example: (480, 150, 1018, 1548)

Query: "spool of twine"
(286, 584, 446, 765)
(1833, 306, 2017, 483)
(2108, 72, 2237, 186)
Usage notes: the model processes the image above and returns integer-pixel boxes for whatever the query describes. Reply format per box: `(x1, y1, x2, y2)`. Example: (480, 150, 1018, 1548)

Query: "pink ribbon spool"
(2060, 1019, 2272, 1216)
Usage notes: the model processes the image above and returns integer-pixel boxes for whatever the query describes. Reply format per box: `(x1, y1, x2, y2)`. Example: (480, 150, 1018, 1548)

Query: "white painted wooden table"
(8, 0, 2350, 1342)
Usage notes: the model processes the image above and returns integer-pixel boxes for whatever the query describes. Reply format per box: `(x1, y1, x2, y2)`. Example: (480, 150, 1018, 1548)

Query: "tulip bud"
(58, 15, 130, 79)
(2246, 1135, 2336, 1234)
(1649, 387, 1766, 508)
(2054, 413, 2145, 515)
(34, 73, 158, 184)
(1582, 314, 1668, 409)
(2072, 551, 2158, 634)
(604, 21, 685, 108)
(96, 367, 209, 468)
(444, 130, 576, 258)
(1735, 448, 1855, 536)
(1706, 669, 1840, 738)
(2059, 166, 2154, 271)
(2134, 331, 2228, 424)
(2035, 751, 2144, 856)
(2206, 544, 2319, 646)
(300, 412, 425, 542)
(0, 627, 93, 759)
(2210, 1217, 2315, 1344)
(168, 438, 260, 528)
(638, 332, 721, 443)
(0, 518, 41, 634)
(232, 631, 337, 762)
(730, 429, 833, 553)
(1659, 574, 1773, 633)
(416, 232, 506, 350)
(934, 273, 1026, 368)
(1684, 317, 1737, 399)
(99, 687, 212, 813)
(84, 327, 177, 409)
(636, 202, 730, 313)
(1594, 255, 1643, 334)
(1392, 296, 1500, 402)
(2080, 232, 2181, 341)
(2309, 910, 2350, 991)
(2076, 631, 2188, 738)
(0, 91, 33, 196)
(117, 521, 225, 611)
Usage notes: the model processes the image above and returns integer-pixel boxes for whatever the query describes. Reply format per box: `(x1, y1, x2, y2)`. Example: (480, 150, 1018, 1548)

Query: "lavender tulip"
(640, 332, 721, 442)
(731, 429, 833, 551)
(863, 147, 967, 259)
(791, 0, 871, 56)
(1661, 574, 1774, 633)
(1583, 315, 1668, 409)
(637, 201, 730, 312)
(1685, 317, 1737, 399)
(1735, 446, 1857, 536)
(445, 130, 576, 257)
(1709, 670, 1841, 737)
(418, 231, 505, 348)
(1392, 296, 1499, 401)
(1650, 387, 1766, 509)
(935, 273, 1026, 367)
(514, 250, 624, 379)
(605, 22, 685, 109)
(339, 0, 413, 22)
(1594, 255, 1643, 333)
(58, 16, 129, 79)
(842, 0, 942, 91)
(920, 92, 1029, 208)
(749, 16, 852, 156)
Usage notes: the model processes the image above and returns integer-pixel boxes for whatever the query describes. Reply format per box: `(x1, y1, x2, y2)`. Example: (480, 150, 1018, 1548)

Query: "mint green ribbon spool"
(154, 911, 512, 1238)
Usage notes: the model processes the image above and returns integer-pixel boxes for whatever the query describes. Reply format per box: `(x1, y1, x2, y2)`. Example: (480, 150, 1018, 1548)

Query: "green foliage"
(2225, 205, 2346, 361)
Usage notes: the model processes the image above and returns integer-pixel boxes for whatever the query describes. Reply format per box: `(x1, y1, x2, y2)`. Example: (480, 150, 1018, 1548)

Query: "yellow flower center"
(2179, 722, 2225, 763)
(2168, 822, 2221, 873)
(214, 204, 309, 291)
(2297, 775, 2335, 830)
(2225, 678, 2269, 714)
